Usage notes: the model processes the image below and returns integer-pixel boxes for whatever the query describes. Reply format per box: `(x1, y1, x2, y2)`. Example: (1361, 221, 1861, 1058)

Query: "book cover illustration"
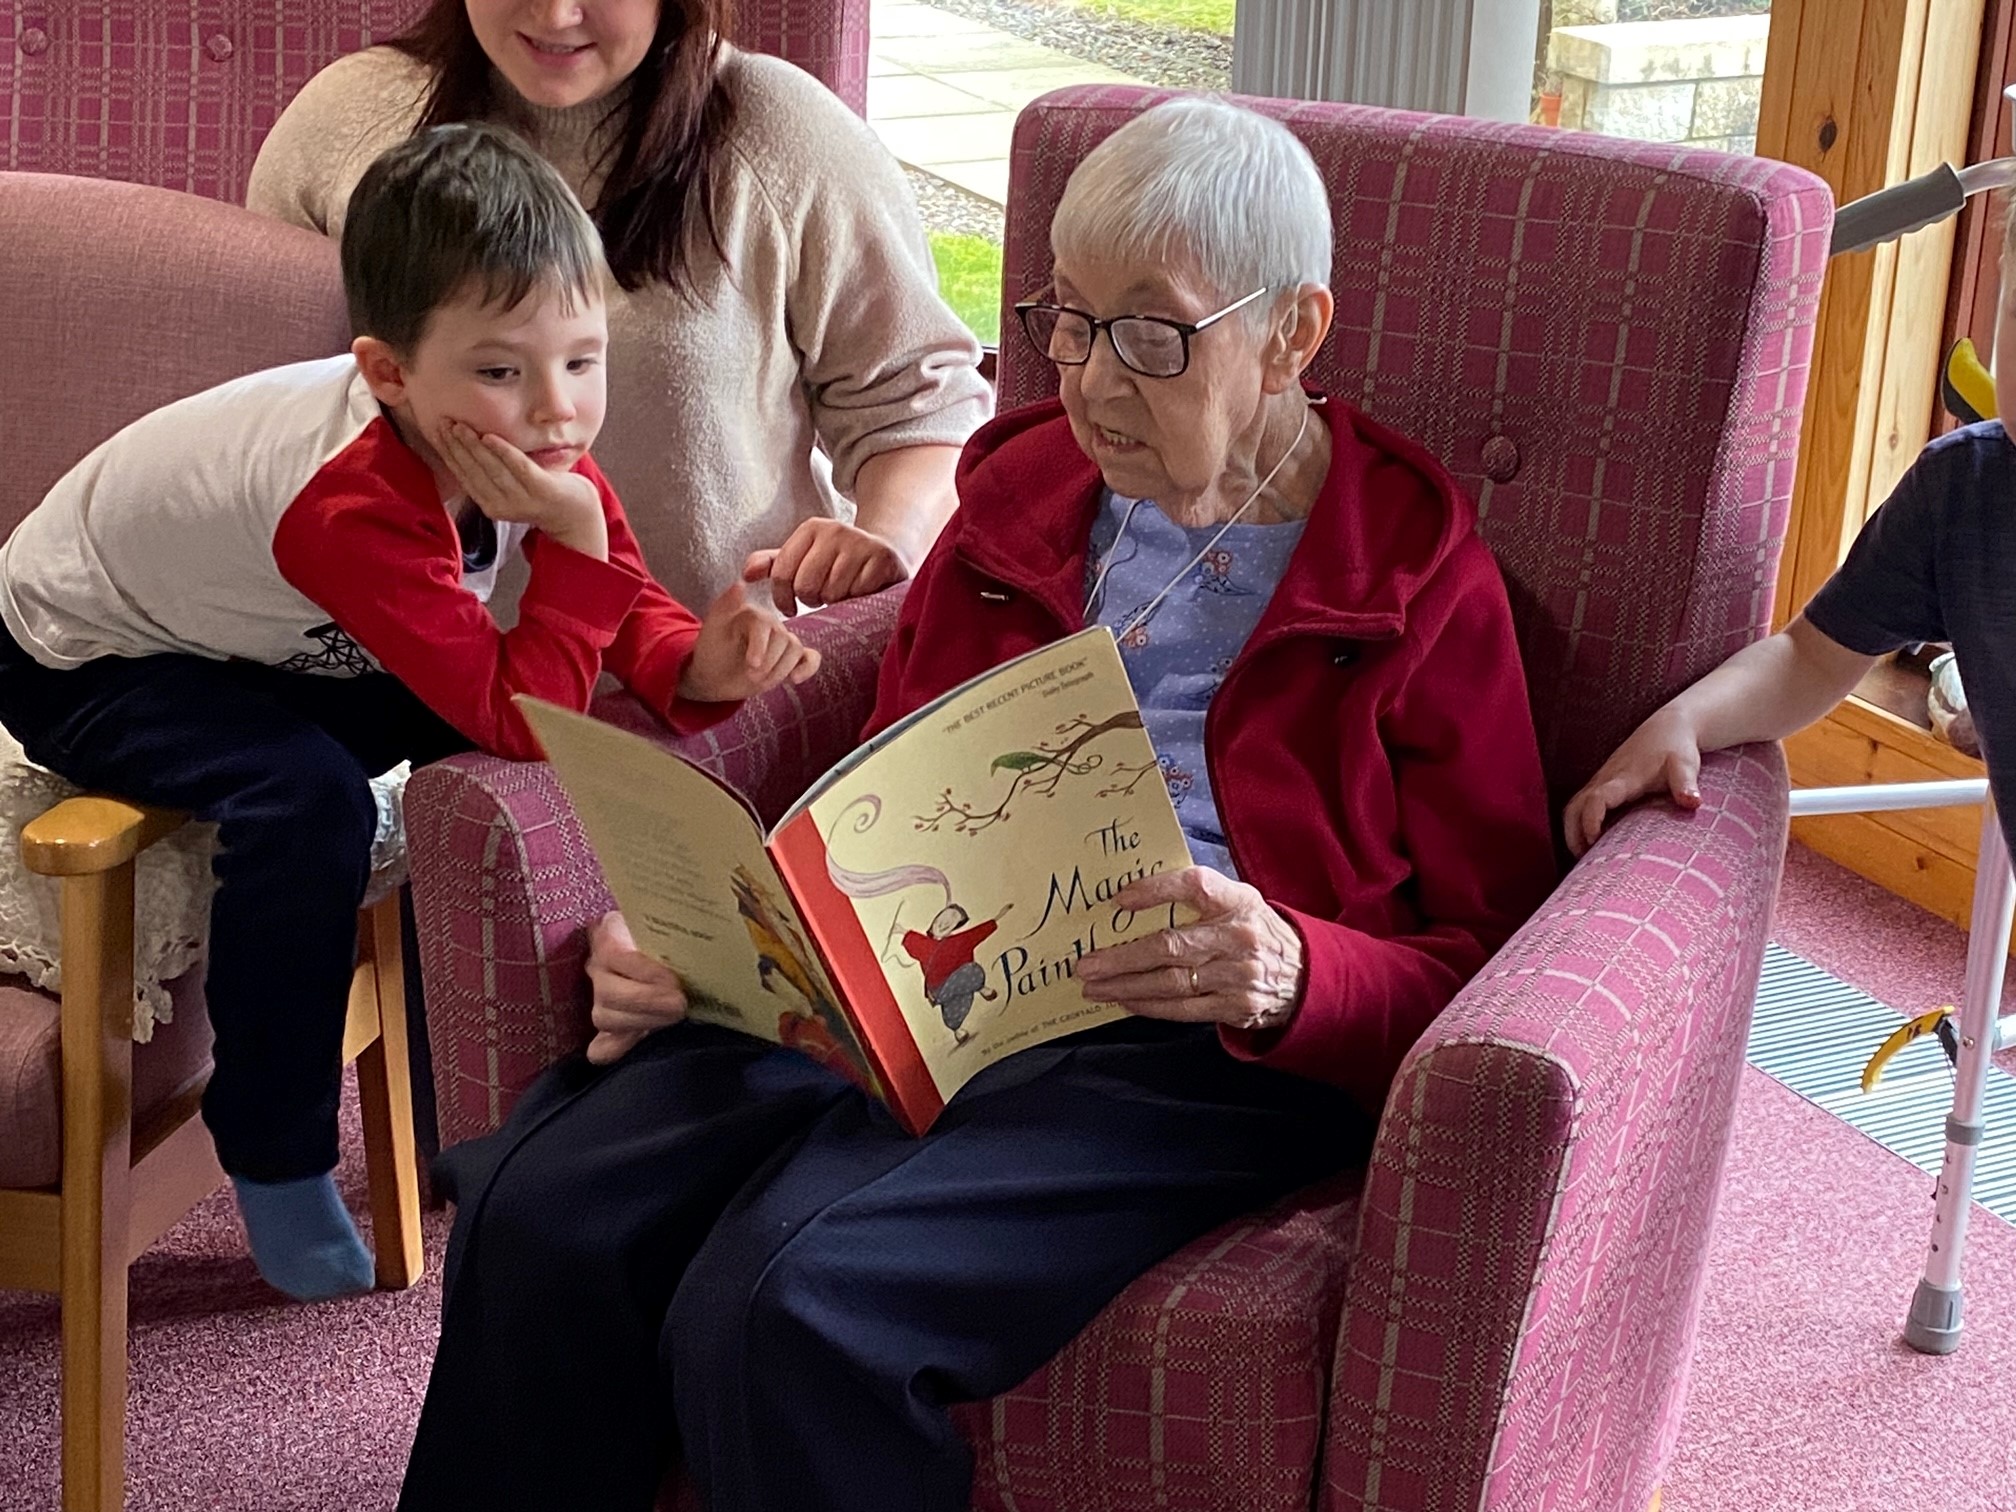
(520, 628, 1193, 1132)
(772, 629, 1195, 1120)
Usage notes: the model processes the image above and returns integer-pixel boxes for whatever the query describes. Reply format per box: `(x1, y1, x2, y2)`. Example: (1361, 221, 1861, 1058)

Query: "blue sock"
(230, 1173, 374, 1302)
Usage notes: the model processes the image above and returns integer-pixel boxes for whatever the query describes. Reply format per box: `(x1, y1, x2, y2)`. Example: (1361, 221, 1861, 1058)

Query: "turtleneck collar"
(487, 70, 632, 207)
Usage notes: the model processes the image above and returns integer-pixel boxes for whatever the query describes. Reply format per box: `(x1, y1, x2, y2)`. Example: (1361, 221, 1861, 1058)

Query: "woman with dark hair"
(249, 0, 991, 611)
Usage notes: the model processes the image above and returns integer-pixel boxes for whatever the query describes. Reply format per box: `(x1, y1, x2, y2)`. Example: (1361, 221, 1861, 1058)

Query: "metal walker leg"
(1902, 800, 2013, 1353)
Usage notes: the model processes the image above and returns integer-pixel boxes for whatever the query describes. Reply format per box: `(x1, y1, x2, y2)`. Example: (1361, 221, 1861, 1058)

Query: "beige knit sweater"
(247, 45, 992, 608)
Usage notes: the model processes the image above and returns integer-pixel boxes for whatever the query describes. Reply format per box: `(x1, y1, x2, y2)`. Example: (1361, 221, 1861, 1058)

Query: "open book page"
(515, 698, 877, 1092)
(770, 628, 1194, 1115)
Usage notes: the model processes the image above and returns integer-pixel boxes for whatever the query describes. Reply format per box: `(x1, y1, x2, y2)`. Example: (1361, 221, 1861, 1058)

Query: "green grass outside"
(929, 230, 1004, 347)
(1055, 0, 1235, 34)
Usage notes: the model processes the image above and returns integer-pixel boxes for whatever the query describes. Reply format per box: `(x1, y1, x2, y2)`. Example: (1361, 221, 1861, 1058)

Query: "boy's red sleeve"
(273, 430, 647, 761)
(587, 461, 736, 737)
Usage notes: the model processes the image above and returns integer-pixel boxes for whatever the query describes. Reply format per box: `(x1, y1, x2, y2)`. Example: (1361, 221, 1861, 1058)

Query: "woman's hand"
(743, 518, 909, 614)
(678, 578, 822, 703)
(584, 911, 688, 1065)
(435, 421, 608, 561)
(1561, 706, 1703, 858)
(1074, 867, 1305, 1032)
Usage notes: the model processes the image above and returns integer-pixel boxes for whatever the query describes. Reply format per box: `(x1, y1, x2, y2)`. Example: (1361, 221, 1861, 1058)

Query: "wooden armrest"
(20, 795, 187, 877)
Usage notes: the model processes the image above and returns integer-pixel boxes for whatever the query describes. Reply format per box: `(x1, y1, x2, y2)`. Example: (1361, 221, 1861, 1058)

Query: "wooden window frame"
(1759, 0, 2001, 931)
(1943, 2, 2016, 390)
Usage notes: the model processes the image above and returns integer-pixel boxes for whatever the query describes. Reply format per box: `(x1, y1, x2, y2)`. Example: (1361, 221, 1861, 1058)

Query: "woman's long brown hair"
(393, 0, 737, 294)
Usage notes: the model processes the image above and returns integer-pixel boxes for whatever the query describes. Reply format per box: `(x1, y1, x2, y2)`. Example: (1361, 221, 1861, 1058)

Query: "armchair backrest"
(737, 0, 870, 114)
(0, 0, 866, 206)
(0, 1, 426, 202)
(999, 89, 1833, 806)
(0, 172, 350, 538)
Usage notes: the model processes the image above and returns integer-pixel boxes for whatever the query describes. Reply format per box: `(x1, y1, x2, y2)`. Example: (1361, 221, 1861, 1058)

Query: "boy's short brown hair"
(340, 122, 606, 353)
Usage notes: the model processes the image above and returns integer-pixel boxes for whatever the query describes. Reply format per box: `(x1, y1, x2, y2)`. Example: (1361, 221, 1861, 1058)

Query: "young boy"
(0, 123, 818, 1301)
(1564, 215, 2016, 862)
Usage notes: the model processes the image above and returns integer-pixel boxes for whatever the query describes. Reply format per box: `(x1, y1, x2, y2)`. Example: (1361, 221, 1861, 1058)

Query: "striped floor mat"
(1749, 944, 2016, 1225)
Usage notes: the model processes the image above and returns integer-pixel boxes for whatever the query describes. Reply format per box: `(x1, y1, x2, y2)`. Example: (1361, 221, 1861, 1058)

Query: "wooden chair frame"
(0, 794, 423, 1512)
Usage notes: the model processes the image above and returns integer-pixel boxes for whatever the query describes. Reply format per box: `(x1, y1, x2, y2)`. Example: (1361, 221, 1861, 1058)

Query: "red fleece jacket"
(866, 397, 1558, 1113)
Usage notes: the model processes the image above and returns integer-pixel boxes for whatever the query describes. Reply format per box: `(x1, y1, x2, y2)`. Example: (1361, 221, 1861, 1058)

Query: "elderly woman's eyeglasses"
(1014, 287, 1270, 379)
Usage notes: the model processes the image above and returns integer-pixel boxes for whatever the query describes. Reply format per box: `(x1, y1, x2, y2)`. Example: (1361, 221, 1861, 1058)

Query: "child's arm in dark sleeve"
(1564, 456, 1948, 855)
(1804, 458, 1947, 653)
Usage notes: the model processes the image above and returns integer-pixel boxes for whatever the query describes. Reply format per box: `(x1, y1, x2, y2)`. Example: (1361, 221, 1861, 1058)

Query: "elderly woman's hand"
(1074, 868, 1304, 1032)
(584, 911, 688, 1065)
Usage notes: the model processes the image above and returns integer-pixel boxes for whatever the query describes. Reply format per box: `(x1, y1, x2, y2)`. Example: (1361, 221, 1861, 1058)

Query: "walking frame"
(1797, 83, 2016, 1354)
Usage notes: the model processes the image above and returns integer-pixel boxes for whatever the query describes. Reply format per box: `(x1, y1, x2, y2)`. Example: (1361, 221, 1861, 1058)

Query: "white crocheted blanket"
(0, 728, 411, 1041)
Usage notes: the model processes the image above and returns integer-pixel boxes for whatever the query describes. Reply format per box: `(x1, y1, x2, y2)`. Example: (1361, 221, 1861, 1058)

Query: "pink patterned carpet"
(2, 843, 2013, 1510)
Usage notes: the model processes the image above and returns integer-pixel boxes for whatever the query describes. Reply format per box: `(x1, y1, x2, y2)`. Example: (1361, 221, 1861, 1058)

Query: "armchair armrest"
(21, 796, 186, 877)
(407, 586, 905, 1149)
(1321, 742, 1789, 1512)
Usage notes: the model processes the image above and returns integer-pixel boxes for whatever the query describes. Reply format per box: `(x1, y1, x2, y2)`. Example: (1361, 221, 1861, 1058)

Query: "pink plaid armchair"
(406, 89, 1831, 1510)
(0, 0, 866, 204)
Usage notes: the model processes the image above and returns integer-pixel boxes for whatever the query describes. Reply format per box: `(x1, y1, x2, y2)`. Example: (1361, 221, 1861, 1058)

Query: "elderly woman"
(398, 99, 1557, 1512)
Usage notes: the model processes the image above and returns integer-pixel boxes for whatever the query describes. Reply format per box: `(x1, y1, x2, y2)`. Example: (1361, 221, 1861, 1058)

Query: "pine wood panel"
(1944, 0, 2016, 363)
(1760, 0, 1988, 623)
(1787, 698, 2005, 940)
(1792, 808, 1984, 934)
(1761, 0, 1996, 925)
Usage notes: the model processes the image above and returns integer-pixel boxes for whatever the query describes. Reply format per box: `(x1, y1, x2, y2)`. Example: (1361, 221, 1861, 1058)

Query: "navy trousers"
(0, 631, 467, 1179)
(399, 1017, 1372, 1512)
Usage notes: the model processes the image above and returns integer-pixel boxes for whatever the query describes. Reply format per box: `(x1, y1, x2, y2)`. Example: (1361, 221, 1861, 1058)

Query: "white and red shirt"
(0, 355, 719, 761)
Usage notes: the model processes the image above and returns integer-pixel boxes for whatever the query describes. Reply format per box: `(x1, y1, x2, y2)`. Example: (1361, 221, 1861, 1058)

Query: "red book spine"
(769, 812, 945, 1135)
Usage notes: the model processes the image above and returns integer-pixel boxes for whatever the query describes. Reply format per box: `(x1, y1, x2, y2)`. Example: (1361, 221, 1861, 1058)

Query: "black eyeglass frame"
(1012, 286, 1272, 379)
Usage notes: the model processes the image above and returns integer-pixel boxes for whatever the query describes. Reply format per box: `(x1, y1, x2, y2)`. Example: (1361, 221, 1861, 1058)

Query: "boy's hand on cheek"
(743, 518, 910, 615)
(436, 421, 607, 561)
(679, 578, 823, 703)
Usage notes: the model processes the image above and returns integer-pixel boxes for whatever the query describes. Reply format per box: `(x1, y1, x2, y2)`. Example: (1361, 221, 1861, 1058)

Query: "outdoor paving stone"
(870, 110, 1021, 167)
(867, 72, 1004, 119)
(872, 32, 1075, 73)
(922, 61, 1134, 111)
(870, 3, 999, 38)
(923, 158, 1012, 205)
(868, 53, 913, 76)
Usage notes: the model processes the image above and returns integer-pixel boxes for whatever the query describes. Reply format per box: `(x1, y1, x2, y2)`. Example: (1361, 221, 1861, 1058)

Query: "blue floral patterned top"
(1086, 490, 1307, 878)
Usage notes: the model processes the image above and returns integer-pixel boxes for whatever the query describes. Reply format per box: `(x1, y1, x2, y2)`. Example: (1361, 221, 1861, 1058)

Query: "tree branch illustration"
(917, 711, 1145, 835)
(1097, 759, 1162, 798)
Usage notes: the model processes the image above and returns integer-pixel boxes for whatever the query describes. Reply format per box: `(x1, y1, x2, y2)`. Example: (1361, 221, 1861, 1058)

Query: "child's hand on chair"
(1562, 708, 1703, 858)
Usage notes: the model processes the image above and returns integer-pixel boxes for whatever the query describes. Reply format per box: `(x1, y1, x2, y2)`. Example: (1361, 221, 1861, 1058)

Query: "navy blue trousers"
(0, 631, 467, 1179)
(399, 1018, 1372, 1512)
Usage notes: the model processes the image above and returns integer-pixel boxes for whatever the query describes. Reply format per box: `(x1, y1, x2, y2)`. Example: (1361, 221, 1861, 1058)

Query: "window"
(1536, 0, 1771, 154)
(1942, 2, 2016, 421)
(868, 0, 1233, 344)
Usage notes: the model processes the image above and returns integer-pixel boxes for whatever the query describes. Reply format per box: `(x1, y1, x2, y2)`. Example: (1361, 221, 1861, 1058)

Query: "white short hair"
(1050, 97, 1332, 319)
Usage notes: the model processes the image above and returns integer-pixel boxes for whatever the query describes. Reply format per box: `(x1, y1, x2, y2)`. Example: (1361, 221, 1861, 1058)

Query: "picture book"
(516, 627, 1195, 1134)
